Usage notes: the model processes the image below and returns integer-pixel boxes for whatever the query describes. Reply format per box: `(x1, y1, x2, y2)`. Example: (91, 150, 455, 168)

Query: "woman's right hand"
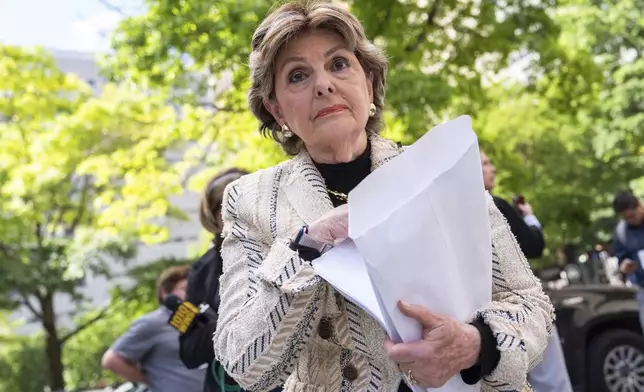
(307, 204, 349, 245)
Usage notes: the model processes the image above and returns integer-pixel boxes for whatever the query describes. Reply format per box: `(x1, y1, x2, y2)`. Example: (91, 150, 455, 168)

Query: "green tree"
(474, 87, 610, 258)
(474, 0, 644, 259)
(0, 258, 190, 392)
(0, 335, 48, 392)
(63, 257, 191, 390)
(103, 0, 570, 165)
(561, 0, 644, 179)
(100, 0, 641, 260)
(0, 45, 187, 391)
(583, 0, 644, 176)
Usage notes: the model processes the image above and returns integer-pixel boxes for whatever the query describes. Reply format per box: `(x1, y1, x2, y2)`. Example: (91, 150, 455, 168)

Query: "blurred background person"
(178, 168, 269, 392)
(102, 266, 205, 392)
(481, 151, 544, 259)
(481, 151, 572, 392)
(586, 244, 610, 284)
(612, 190, 644, 327)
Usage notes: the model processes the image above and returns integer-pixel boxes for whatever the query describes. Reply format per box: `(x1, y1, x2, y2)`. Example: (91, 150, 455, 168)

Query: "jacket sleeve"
(612, 228, 628, 264)
(179, 256, 217, 369)
(477, 193, 555, 389)
(212, 177, 324, 392)
(180, 321, 218, 369)
(492, 196, 545, 259)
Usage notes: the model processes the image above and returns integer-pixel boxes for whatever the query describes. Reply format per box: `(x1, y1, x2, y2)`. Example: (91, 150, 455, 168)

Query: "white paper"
(312, 239, 397, 338)
(313, 116, 491, 392)
(353, 116, 491, 392)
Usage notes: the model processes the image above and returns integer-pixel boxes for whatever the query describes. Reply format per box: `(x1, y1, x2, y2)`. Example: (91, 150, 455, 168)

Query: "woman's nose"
(315, 74, 336, 97)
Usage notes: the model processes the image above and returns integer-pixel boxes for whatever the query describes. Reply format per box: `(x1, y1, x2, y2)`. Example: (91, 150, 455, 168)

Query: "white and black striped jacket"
(213, 135, 554, 392)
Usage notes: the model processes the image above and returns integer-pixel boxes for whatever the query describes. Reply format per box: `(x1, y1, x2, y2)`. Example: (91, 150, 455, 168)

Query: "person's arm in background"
(493, 196, 545, 259)
(517, 202, 547, 254)
(101, 316, 154, 384)
(179, 249, 219, 368)
(612, 227, 637, 275)
(101, 353, 148, 384)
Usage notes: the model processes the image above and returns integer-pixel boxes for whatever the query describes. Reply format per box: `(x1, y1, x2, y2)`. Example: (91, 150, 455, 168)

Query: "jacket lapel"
(283, 151, 334, 225)
(282, 135, 403, 225)
(369, 134, 403, 171)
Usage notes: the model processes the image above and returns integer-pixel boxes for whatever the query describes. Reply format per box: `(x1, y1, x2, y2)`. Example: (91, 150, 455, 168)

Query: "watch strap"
(289, 226, 331, 261)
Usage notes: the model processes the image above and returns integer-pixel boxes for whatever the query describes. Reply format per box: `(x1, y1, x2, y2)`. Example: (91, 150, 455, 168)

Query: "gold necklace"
(327, 188, 348, 202)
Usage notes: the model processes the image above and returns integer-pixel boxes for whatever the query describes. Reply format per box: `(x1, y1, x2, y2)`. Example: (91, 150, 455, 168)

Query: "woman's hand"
(307, 204, 348, 245)
(384, 301, 482, 388)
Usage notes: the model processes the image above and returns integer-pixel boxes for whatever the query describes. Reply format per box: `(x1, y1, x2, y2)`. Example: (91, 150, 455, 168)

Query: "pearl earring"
(282, 124, 293, 138)
(369, 103, 376, 117)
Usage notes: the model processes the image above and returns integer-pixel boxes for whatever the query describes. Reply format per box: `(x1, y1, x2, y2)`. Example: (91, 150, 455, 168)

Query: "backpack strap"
(616, 219, 628, 245)
(211, 361, 242, 392)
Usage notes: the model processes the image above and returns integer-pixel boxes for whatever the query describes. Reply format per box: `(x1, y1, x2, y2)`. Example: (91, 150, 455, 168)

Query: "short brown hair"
(248, 0, 388, 155)
(199, 168, 249, 235)
(156, 266, 189, 304)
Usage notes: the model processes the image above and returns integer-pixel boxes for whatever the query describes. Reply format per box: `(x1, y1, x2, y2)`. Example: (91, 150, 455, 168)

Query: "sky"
(0, 0, 141, 53)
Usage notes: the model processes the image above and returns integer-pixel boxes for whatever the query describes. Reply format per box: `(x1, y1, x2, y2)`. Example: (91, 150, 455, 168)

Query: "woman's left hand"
(384, 301, 482, 388)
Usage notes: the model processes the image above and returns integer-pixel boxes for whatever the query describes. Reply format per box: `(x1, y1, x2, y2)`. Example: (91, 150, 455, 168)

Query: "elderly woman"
(213, 1, 554, 392)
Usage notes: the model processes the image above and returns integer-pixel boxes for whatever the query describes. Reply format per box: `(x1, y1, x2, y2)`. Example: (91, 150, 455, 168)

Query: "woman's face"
(480, 152, 496, 191)
(265, 29, 373, 163)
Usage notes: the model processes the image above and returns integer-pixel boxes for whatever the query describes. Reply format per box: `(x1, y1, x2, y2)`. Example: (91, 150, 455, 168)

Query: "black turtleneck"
(310, 139, 499, 389)
(313, 139, 372, 207)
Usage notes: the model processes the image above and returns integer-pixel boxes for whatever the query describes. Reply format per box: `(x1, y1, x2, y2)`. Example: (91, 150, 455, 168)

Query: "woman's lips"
(315, 104, 348, 119)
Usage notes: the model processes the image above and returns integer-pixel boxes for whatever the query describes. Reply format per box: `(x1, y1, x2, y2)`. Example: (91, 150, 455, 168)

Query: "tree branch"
(51, 205, 70, 238)
(96, 0, 127, 16)
(60, 307, 110, 344)
(179, 142, 216, 188)
(451, 24, 485, 40)
(47, 174, 75, 238)
(20, 294, 44, 321)
(405, 0, 443, 53)
(34, 222, 44, 248)
(64, 176, 90, 237)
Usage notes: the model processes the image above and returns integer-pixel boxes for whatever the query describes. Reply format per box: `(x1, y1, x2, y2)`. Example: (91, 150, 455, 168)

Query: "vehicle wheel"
(588, 329, 644, 392)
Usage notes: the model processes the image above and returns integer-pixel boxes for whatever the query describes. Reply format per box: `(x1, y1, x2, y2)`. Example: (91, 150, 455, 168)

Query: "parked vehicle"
(70, 382, 150, 392)
(538, 266, 644, 392)
(112, 382, 150, 392)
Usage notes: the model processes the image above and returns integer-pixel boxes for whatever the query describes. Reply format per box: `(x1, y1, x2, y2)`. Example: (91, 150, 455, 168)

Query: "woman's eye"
(288, 70, 307, 84)
(331, 57, 350, 71)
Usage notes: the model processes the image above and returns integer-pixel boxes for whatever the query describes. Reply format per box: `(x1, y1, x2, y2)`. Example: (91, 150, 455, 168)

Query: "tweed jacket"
(213, 135, 554, 392)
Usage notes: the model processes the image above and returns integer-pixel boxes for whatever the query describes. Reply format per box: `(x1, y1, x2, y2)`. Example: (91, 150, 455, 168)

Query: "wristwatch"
(289, 225, 332, 261)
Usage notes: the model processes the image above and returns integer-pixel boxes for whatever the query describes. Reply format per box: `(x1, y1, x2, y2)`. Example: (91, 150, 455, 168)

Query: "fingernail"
(399, 300, 410, 307)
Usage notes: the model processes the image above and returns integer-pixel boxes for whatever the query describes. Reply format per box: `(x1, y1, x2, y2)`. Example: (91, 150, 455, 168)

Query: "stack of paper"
(312, 116, 492, 392)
